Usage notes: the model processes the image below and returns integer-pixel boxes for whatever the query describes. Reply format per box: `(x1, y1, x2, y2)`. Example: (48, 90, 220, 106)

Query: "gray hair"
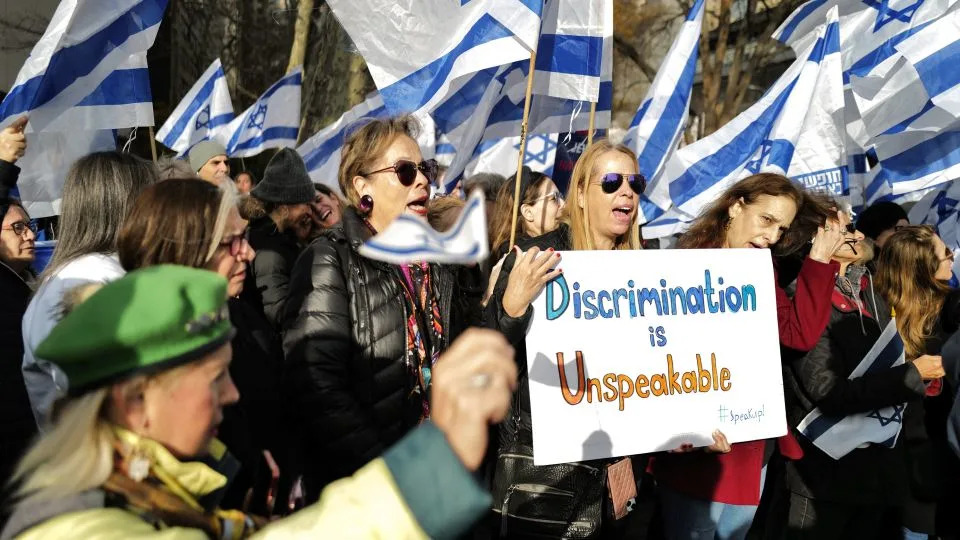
(41, 151, 158, 282)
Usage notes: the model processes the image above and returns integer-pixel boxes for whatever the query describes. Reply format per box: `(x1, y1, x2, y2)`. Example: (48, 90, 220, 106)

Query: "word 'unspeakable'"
(557, 351, 732, 411)
(545, 270, 757, 320)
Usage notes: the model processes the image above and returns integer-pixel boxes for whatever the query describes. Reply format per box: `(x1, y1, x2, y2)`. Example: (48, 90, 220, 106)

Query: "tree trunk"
(287, 0, 315, 73)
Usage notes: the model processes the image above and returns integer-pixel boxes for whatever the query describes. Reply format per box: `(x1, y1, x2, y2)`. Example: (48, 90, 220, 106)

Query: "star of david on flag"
(248, 103, 268, 130)
(862, 0, 925, 31)
(195, 104, 211, 130)
(798, 319, 910, 460)
(745, 140, 774, 174)
(517, 134, 558, 169)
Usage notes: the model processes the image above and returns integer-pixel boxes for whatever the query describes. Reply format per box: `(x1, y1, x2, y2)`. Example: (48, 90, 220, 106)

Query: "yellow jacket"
(6, 423, 490, 539)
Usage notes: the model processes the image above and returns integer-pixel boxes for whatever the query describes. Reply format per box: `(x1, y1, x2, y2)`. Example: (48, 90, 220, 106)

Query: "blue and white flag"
(359, 190, 489, 264)
(533, 0, 608, 101)
(297, 92, 436, 194)
(0, 0, 167, 132)
(797, 319, 908, 460)
(327, 0, 542, 115)
(465, 133, 559, 178)
(645, 8, 846, 218)
(623, 0, 704, 223)
(775, 0, 960, 203)
(155, 58, 234, 155)
(436, 0, 612, 191)
(16, 130, 117, 218)
(218, 68, 301, 158)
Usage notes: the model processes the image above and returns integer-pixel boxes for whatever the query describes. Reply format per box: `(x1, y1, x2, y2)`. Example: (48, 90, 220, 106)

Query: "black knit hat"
(856, 201, 908, 240)
(250, 148, 315, 205)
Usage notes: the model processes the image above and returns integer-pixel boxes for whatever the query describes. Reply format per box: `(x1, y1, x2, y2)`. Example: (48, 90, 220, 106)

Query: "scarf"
(397, 261, 445, 421)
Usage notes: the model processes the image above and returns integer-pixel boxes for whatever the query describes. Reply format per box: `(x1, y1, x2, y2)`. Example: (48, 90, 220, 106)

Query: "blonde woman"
(484, 139, 642, 538)
(1, 265, 517, 539)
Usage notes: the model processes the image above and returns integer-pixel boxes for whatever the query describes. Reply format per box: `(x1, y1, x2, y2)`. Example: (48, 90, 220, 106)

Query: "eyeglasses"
(527, 190, 563, 205)
(2, 221, 37, 236)
(220, 230, 250, 257)
(940, 246, 954, 263)
(844, 222, 857, 233)
(362, 159, 439, 186)
(593, 173, 646, 195)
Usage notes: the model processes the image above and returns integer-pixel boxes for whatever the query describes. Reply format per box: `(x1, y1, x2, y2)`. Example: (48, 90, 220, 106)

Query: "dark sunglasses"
(595, 173, 646, 195)
(363, 159, 438, 186)
(844, 222, 857, 233)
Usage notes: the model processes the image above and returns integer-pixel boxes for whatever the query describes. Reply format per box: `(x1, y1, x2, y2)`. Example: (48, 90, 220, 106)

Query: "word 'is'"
(558, 351, 732, 411)
(546, 270, 757, 320)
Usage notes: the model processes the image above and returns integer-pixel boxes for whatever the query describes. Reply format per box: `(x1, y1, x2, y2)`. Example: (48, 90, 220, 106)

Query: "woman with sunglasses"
(651, 174, 846, 540)
(0, 116, 38, 486)
(238, 148, 316, 331)
(489, 166, 565, 262)
(117, 178, 303, 515)
(483, 140, 642, 538)
(282, 116, 470, 502)
(875, 226, 960, 538)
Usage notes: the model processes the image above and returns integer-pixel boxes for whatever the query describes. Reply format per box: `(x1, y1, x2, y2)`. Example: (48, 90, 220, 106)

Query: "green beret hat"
(36, 265, 235, 394)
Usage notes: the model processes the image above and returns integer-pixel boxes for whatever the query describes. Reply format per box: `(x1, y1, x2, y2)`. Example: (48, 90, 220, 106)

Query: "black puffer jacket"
(783, 270, 925, 507)
(242, 216, 303, 330)
(282, 207, 467, 499)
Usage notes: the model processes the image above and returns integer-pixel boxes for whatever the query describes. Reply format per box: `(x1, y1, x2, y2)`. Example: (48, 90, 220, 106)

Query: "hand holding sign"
(502, 246, 562, 317)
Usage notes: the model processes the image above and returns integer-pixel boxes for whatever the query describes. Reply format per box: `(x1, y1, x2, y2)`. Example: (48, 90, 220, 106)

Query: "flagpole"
(147, 126, 158, 163)
(509, 51, 537, 248)
(587, 101, 597, 146)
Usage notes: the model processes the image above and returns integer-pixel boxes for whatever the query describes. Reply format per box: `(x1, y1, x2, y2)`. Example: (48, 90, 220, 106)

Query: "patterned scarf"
(397, 261, 445, 421)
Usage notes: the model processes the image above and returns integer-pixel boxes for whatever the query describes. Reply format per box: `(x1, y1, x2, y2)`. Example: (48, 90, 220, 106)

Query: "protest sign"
(525, 248, 786, 465)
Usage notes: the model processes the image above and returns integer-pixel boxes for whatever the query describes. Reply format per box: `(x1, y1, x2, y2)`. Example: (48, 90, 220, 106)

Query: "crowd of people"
(0, 113, 958, 539)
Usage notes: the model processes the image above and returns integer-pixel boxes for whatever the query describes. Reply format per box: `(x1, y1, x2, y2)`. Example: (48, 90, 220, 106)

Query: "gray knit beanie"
(187, 140, 228, 172)
(250, 148, 315, 205)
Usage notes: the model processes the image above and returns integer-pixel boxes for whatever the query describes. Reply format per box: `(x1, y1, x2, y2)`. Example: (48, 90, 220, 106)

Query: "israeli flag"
(218, 67, 301, 158)
(907, 181, 960, 279)
(465, 133, 559, 178)
(623, 0, 704, 224)
(533, 0, 608, 101)
(327, 0, 541, 116)
(0, 0, 167, 132)
(797, 319, 909, 460)
(435, 0, 612, 191)
(155, 58, 234, 155)
(646, 8, 846, 218)
(775, 0, 960, 203)
(297, 92, 436, 195)
(358, 190, 489, 264)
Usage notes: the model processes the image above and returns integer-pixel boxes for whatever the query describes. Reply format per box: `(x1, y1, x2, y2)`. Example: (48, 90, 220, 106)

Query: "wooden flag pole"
(587, 101, 597, 146)
(509, 51, 538, 249)
(147, 126, 158, 163)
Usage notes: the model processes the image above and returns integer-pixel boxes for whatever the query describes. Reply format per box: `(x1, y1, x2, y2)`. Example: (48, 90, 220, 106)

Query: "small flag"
(797, 319, 909, 460)
(156, 58, 234, 155)
(359, 190, 489, 264)
(218, 67, 302, 158)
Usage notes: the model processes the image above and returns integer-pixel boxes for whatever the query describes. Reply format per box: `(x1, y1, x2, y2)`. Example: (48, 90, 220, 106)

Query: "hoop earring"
(359, 194, 374, 214)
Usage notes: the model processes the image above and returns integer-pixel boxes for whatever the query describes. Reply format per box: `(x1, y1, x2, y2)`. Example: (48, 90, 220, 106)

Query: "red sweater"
(653, 256, 839, 505)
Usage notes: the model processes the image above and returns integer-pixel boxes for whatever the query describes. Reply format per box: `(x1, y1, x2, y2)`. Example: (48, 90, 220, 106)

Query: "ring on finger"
(469, 373, 492, 389)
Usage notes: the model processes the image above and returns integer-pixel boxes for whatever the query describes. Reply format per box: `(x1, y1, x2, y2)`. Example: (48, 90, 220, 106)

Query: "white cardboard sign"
(525, 249, 787, 466)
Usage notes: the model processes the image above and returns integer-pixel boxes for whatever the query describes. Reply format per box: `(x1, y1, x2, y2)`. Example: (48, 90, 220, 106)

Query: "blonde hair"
(10, 359, 205, 507)
(876, 225, 952, 358)
(9, 389, 114, 505)
(337, 116, 421, 207)
(563, 139, 641, 251)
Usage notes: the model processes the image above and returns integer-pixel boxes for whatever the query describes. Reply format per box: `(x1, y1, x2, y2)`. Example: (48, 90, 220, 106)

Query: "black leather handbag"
(490, 391, 604, 539)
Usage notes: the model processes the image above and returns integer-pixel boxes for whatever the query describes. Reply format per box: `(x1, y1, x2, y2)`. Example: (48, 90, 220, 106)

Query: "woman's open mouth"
(611, 206, 634, 224)
(407, 196, 428, 216)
